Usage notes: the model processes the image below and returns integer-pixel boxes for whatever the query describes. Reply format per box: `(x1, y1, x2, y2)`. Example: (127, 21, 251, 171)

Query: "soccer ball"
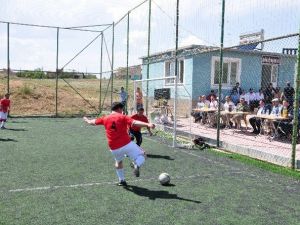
(158, 173, 171, 185)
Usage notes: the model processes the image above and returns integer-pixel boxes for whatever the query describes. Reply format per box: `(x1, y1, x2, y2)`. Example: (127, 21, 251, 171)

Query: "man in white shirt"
(247, 88, 257, 112)
(222, 96, 235, 128)
(249, 99, 271, 134)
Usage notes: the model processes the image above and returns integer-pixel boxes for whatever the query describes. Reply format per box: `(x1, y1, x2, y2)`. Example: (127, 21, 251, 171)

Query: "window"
(211, 57, 241, 88)
(271, 64, 278, 83)
(164, 59, 184, 85)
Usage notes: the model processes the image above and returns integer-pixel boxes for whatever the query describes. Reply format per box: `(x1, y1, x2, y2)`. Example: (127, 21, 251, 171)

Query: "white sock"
(0, 121, 4, 127)
(135, 155, 145, 167)
(116, 168, 125, 181)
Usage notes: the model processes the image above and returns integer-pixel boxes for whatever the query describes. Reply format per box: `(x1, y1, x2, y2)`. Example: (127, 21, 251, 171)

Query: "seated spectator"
(247, 88, 257, 111)
(240, 90, 249, 105)
(207, 90, 217, 101)
(191, 95, 209, 123)
(273, 87, 281, 100)
(249, 99, 271, 134)
(274, 100, 294, 138)
(255, 88, 264, 102)
(207, 96, 219, 127)
(270, 98, 282, 116)
(222, 96, 235, 128)
(232, 97, 250, 129)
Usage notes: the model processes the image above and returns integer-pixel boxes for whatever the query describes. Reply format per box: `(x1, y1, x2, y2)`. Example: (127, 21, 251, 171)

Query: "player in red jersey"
(83, 102, 155, 186)
(0, 93, 11, 129)
(130, 107, 152, 146)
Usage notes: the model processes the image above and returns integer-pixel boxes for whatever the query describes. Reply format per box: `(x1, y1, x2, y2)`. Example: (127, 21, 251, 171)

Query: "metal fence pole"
(99, 32, 103, 113)
(110, 22, 115, 107)
(55, 28, 59, 117)
(146, 0, 152, 116)
(173, 0, 179, 148)
(291, 32, 300, 169)
(7, 22, 10, 94)
(126, 12, 130, 115)
(216, 0, 226, 147)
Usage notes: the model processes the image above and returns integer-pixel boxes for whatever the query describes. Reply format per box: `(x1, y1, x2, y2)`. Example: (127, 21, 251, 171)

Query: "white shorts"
(110, 141, 144, 163)
(0, 112, 8, 121)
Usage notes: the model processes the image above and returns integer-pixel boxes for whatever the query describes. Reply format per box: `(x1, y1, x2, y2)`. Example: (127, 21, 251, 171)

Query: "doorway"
(261, 64, 278, 89)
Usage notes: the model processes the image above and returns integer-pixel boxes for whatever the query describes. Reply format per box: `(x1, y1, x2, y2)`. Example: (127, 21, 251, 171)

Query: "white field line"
(8, 174, 209, 193)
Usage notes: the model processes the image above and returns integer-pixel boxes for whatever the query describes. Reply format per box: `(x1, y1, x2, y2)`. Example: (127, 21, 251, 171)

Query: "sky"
(0, 0, 299, 76)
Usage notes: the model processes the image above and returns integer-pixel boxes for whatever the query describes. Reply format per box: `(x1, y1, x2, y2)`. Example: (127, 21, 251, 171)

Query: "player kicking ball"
(83, 102, 155, 187)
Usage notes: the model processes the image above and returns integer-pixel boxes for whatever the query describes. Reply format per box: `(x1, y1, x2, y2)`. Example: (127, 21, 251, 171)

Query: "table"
(221, 111, 249, 129)
(192, 108, 217, 113)
(254, 114, 289, 139)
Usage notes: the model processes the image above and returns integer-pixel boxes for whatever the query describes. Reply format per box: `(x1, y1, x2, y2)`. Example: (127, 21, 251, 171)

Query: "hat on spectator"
(272, 98, 279, 102)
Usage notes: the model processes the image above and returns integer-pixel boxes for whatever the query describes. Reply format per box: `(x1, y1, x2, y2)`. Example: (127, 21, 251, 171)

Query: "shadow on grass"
(10, 121, 29, 124)
(5, 128, 27, 131)
(0, 138, 18, 142)
(124, 185, 201, 203)
(146, 154, 175, 160)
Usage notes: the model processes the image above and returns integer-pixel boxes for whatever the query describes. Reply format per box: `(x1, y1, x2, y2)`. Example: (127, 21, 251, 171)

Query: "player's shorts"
(110, 141, 145, 163)
(0, 112, 8, 121)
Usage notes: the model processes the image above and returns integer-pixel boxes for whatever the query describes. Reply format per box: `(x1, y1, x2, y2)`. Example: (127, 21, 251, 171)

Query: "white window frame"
(164, 58, 185, 86)
(210, 56, 241, 89)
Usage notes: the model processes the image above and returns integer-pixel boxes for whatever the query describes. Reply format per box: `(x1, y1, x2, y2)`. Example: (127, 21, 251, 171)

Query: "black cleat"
(117, 180, 128, 187)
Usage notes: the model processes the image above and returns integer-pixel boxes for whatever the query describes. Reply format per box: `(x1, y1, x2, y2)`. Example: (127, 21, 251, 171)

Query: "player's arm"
(83, 117, 97, 125)
(132, 120, 155, 129)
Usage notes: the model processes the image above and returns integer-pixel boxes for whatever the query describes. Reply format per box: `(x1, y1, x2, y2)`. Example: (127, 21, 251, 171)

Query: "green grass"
(1, 118, 300, 225)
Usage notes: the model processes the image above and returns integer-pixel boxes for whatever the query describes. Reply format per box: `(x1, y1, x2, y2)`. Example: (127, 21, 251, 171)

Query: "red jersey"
(0, 99, 10, 113)
(95, 113, 134, 150)
(130, 114, 148, 132)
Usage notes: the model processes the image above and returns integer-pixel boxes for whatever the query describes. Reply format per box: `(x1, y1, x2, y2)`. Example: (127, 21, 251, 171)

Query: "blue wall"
(142, 50, 297, 102)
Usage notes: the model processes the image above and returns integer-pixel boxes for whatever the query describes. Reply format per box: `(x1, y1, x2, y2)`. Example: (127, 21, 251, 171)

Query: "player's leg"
(0, 112, 7, 129)
(125, 142, 145, 177)
(110, 147, 127, 186)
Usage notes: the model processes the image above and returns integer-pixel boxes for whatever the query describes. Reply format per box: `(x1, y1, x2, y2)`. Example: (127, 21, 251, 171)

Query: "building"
(141, 45, 297, 106)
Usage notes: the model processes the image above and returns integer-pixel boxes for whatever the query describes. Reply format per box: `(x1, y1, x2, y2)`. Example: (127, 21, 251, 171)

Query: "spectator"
(247, 88, 257, 111)
(282, 81, 295, 106)
(191, 95, 209, 123)
(249, 99, 271, 134)
(264, 83, 275, 104)
(232, 97, 250, 129)
(119, 87, 128, 113)
(222, 96, 235, 128)
(273, 87, 281, 99)
(231, 82, 242, 95)
(207, 95, 219, 127)
(255, 89, 264, 102)
(274, 100, 294, 139)
(135, 87, 143, 111)
(230, 89, 240, 105)
(270, 98, 282, 116)
(206, 90, 217, 101)
(240, 90, 249, 104)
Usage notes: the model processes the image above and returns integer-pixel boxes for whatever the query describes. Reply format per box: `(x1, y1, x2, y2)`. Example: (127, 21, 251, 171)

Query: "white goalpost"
(132, 76, 193, 148)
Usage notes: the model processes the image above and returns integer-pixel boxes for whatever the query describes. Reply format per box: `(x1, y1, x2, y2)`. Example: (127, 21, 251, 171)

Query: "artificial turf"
(0, 118, 300, 225)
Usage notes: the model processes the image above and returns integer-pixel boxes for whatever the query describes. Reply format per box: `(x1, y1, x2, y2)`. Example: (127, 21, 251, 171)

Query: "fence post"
(126, 12, 130, 114)
(7, 22, 10, 94)
(110, 22, 115, 107)
(146, 0, 152, 116)
(173, 0, 179, 148)
(55, 27, 59, 117)
(217, 0, 226, 147)
(99, 32, 103, 113)
(291, 32, 300, 169)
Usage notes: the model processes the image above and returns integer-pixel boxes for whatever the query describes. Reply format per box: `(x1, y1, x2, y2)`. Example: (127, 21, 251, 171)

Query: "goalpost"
(131, 76, 193, 148)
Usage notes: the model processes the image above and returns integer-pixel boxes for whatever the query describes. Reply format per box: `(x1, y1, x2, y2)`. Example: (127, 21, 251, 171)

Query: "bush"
(16, 69, 45, 79)
(19, 85, 33, 95)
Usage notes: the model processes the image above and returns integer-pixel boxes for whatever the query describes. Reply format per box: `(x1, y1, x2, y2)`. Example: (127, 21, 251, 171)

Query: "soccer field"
(1, 118, 300, 225)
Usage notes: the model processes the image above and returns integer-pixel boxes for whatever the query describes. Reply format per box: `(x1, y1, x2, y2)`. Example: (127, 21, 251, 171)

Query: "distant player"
(130, 107, 152, 146)
(0, 93, 11, 129)
(83, 102, 155, 187)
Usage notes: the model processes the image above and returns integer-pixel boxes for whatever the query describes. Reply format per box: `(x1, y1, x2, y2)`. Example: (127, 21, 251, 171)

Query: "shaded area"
(0, 138, 17, 142)
(4, 128, 27, 132)
(146, 154, 174, 160)
(124, 185, 201, 203)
